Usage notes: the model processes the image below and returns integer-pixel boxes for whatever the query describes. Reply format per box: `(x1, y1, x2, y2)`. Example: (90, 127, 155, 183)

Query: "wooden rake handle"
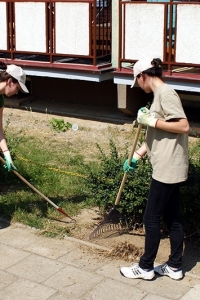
(114, 123, 142, 206)
(0, 156, 75, 222)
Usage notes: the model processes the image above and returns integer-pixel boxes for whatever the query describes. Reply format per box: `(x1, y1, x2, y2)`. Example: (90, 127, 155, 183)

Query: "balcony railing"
(0, 0, 112, 72)
(117, 0, 200, 82)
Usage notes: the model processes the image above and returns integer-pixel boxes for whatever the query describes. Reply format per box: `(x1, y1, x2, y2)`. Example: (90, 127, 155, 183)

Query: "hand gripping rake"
(89, 124, 142, 240)
(0, 156, 75, 222)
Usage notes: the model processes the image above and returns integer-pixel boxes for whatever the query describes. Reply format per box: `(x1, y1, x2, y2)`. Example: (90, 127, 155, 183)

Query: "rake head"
(89, 206, 129, 240)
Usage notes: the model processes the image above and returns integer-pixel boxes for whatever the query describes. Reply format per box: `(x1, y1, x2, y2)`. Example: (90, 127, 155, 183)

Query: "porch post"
(117, 84, 153, 116)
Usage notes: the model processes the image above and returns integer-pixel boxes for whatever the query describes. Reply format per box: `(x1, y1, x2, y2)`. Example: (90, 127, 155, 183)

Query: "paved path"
(0, 221, 200, 300)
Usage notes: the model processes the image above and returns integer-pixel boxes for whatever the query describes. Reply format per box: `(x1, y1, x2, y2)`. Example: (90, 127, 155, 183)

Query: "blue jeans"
(139, 178, 184, 270)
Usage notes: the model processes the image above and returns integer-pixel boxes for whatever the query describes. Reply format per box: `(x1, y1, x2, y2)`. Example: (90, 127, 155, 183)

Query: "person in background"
(120, 57, 189, 280)
(0, 61, 29, 171)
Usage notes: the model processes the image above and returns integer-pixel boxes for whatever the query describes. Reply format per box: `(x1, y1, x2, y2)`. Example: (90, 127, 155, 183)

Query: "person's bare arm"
(155, 118, 190, 134)
(135, 142, 147, 157)
(0, 107, 9, 152)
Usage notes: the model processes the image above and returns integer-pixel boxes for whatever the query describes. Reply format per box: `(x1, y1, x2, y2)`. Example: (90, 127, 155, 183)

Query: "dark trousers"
(139, 178, 184, 269)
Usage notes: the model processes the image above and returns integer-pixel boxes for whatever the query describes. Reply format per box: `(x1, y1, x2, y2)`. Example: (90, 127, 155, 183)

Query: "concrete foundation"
(30, 76, 118, 107)
(117, 84, 153, 116)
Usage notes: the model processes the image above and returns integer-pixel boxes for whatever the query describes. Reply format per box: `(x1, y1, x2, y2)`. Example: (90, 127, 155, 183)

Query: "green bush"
(180, 139, 200, 234)
(85, 137, 152, 226)
(86, 138, 200, 234)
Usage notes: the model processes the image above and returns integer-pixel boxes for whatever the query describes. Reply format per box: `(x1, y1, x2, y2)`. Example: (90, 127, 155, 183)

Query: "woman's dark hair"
(0, 61, 18, 83)
(143, 58, 162, 78)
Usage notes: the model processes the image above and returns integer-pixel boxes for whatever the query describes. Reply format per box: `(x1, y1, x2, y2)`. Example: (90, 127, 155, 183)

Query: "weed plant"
(50, 118, 72, 132)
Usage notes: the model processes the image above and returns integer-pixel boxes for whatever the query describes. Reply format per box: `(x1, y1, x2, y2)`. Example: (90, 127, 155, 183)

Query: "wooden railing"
(0, 0, 112, 71)
(118, 0, 200, 81)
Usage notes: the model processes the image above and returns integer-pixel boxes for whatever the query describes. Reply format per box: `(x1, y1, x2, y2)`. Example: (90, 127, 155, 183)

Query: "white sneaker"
(154, 263, 183, 280)
(120, 263, 155, 280)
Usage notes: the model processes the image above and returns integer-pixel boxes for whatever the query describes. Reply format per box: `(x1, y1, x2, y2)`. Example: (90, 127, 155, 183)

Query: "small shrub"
(180, 139, 200, 235)
(85, 138, 151, 225)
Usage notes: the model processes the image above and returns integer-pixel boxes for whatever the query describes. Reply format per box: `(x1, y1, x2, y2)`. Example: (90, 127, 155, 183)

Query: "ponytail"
(0, 61, 7, 73)
(0, 61, 17, 83)
(142, 58, 162, 78)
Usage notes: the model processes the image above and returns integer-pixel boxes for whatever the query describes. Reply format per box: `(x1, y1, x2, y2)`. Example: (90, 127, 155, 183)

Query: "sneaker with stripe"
(154, 263, 183, 280)
(120, 263, 155, 280)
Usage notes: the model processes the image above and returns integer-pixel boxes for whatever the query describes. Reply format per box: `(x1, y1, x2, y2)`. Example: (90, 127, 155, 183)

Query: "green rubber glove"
(137, 107, 158, 127)
(123, 152, 142, 173)
(4, 150, 17, 172)
(123, 157, 137, 173)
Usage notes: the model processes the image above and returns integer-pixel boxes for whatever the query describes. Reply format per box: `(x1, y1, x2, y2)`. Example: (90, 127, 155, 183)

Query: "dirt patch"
(57, 205, 200, 278)
(3, 107, 200, 275)
(72, 207, 146, 252)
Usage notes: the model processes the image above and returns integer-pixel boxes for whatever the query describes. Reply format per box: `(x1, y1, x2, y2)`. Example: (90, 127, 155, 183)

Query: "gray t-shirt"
(145, 83, 188, 184)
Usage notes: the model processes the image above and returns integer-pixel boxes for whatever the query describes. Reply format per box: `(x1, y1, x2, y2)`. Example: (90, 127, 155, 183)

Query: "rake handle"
(114, 123, 142, 206)
(0, 156, 75, 221)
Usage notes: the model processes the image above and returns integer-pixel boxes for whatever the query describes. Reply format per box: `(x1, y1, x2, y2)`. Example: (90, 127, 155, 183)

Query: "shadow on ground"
(183, 236, 200, 275)
(0, 218, 11, 230)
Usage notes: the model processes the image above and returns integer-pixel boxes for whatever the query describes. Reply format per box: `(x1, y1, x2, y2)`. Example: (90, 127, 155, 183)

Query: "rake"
(89, 123, 142, 240)
(0, 156, 75, 222)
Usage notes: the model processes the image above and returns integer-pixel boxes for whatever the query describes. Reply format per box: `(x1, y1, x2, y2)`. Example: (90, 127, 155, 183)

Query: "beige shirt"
(145, 84, 188, 184)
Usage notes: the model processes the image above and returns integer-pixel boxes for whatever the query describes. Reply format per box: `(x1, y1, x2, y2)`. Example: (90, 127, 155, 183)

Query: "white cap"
(6, 64, 29, 93)
(131, 58, 153, 88)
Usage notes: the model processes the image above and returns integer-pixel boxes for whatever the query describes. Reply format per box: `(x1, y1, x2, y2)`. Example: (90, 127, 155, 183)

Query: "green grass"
(0, 127, 95, 237)
(1, 113, 200, 239)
